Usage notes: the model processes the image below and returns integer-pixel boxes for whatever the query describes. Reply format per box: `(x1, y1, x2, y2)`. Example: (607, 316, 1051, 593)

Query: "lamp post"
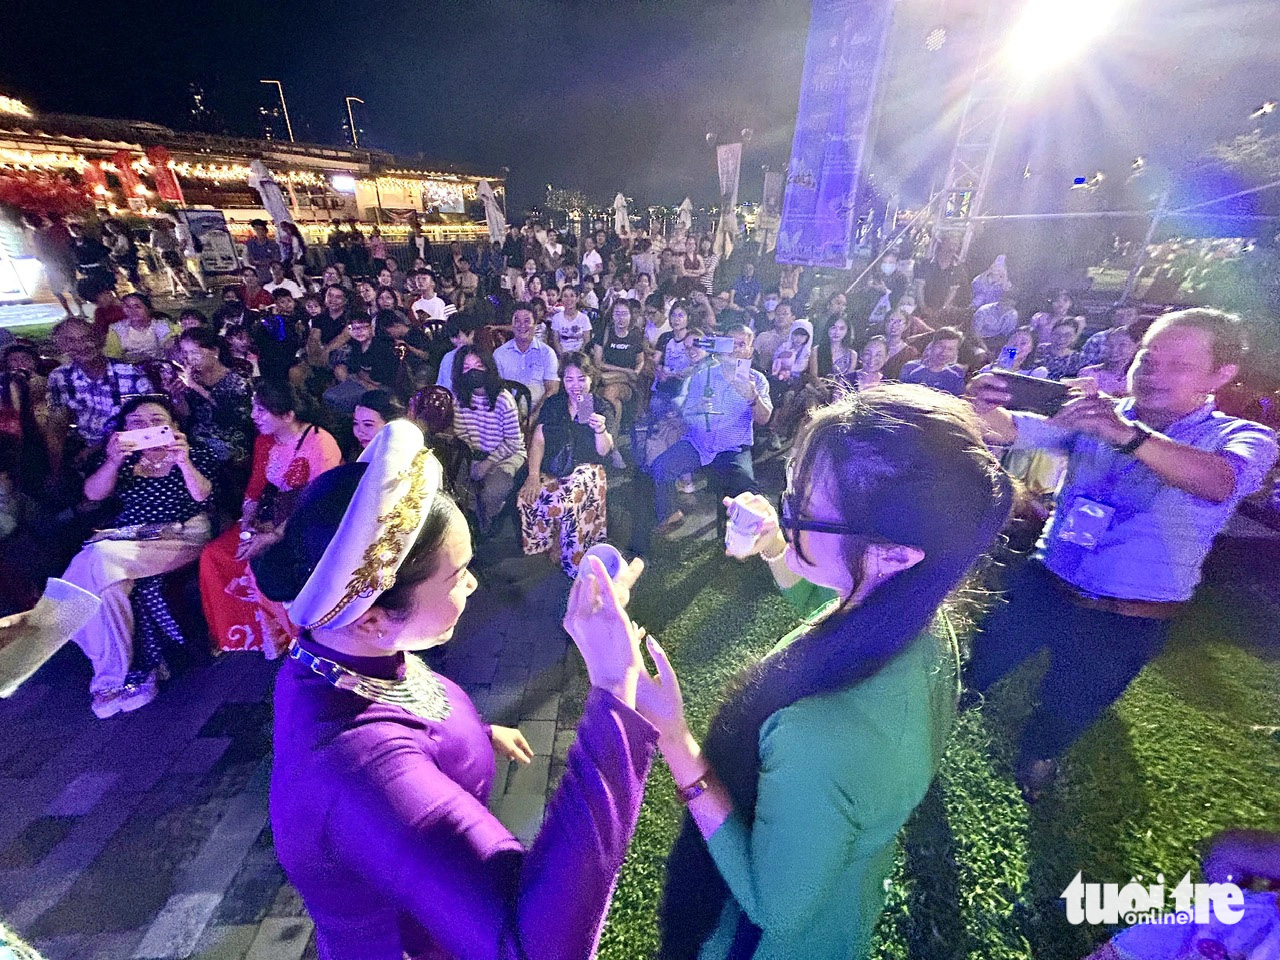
(259, 80, 294, 143)
(345, 97, 365, 148)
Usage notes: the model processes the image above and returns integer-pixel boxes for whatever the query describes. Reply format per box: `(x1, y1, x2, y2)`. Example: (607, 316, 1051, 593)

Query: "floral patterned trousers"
(518, 464, 607, 578)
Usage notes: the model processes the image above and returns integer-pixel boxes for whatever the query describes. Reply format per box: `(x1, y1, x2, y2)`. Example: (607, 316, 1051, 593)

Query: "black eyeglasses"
(776, 491, 865, 543)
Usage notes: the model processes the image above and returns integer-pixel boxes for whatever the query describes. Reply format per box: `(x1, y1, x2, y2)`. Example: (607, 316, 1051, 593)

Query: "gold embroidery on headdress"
(308, 449, 433, 629)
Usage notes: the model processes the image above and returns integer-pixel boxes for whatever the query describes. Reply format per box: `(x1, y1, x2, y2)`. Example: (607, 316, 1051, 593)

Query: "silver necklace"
(288, 643, 452, 722)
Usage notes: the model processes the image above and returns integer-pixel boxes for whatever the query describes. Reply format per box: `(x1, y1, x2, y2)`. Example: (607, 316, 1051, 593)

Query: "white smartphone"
(116, 424, 174, 453)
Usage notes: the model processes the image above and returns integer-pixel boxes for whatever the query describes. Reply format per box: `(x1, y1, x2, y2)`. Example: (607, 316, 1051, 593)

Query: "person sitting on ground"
(853, 335, 890, 391)
(979, 326, 1048, 378)
(752, 299, 794, 373)
(901, 327, 967, 396)
(547, 288, 591, 358)
(972, 290, 1020, 348)
(80, 273, 124, 338)
(105, 293, 179, 363)
(592, 300, 646, 423)
(732, 260, 761, 311)
(648, 323, 771, 538)
(223, 324, 260, 378)
(967, 308, 1278, 800)
(172, 327, 254, 476)
(238, 265, 275, 311)
(880, 309, 920, 380)
(620, 386, 1014, 960)
(767, 319, 814, 449)
(351, 389, 407, 453)
(1080, 302, 1142, 368)
(46, 317, 154, 471)
(255, 288, 306, 382)
(650, 300, 696, 416)
(970, 253, 1011, 308)
(494, 302, 560, 418)
(1028, 288, 1076, 343)
(435, 315, 478, 394)
(1079, 325, 1140, 396)
(211, 286, 253, 334)
(804, 316, 859, 411)
(199, 380, 341, 660)
(264, 259, 305, 299)
(355, 279, 379, 319)
(518, 351, 617, 577)
(324, 313, 400, 415)
(451, 345, 527, 534)
(0, 395, 215, 717)
(0, 343, 51, 499)
(1033, 317, 1086, 381)
(641, 294, 671, 349)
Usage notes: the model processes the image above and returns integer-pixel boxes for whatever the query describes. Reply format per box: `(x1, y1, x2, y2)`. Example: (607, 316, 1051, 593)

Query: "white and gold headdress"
(286, 420, 442, 631)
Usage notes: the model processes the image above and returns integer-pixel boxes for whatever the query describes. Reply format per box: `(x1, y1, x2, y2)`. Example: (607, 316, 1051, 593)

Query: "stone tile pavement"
(0, 555, 592, 960)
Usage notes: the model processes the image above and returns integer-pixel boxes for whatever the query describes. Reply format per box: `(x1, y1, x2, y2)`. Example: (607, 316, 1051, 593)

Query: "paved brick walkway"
(0, 561, 583, 960)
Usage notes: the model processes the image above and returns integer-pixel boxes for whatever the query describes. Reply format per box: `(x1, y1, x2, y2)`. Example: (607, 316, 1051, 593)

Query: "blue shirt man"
(646, 325, 772, 537)
(965, 309, 1279, 796)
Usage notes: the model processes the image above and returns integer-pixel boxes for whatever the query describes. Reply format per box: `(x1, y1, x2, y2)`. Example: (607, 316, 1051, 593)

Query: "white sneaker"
(90, 689, 124, 719)
(114, 675, 159, 715)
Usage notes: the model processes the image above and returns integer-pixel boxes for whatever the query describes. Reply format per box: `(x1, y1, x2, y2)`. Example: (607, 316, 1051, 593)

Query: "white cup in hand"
(725, 498, 769, 558)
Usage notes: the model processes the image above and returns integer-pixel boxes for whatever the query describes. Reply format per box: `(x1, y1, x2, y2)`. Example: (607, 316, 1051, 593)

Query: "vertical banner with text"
(714, 142, 742, 258)
(759, 170, 784, 252)
(776, 0, 896, 268)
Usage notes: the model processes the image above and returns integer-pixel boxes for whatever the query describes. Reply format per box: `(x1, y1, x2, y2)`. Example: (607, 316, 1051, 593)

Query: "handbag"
(257, 426, 315, 525)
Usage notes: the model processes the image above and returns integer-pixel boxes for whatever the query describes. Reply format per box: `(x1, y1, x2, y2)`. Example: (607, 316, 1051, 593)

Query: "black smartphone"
(998, 372, 1072, 416)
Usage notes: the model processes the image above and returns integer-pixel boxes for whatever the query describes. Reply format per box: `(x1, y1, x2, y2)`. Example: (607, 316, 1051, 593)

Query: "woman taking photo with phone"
(599, 385, 1014, 960)
(0, 395, 216, 716)
(518, 351, 616, 578)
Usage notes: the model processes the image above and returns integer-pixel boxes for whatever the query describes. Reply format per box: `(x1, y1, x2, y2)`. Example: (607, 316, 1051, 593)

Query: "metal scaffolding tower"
(932, 0, 1014, 259)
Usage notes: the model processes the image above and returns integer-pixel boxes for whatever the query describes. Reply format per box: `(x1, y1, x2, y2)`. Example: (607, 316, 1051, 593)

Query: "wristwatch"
(1113, 422, 1154, 456)
(677, 777, 710, 804)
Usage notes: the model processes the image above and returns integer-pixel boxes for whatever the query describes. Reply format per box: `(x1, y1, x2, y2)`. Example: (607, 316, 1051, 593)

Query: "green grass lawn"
(577, 540, 1280, 960)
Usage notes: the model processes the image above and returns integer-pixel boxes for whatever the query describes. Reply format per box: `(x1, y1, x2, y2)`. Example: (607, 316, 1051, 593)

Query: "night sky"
(3, 0, 1279, 215)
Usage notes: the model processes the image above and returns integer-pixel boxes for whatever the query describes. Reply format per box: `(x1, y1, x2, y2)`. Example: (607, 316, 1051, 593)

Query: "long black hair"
(452, 345, 503, 411)
(658, 384, 1014, 959)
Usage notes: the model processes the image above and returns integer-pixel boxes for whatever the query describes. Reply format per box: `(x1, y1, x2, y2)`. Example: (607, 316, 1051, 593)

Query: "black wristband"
(1113, 422, 1153, 455)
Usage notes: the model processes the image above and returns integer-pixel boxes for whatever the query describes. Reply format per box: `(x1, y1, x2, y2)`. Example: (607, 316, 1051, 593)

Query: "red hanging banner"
(145, 146, 185, 205)
(111, 150, 144, 198)
(82, 160, 110, 199)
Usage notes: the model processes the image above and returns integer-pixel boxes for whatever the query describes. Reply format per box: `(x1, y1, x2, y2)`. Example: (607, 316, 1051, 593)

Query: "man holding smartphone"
(644, 324, 772, 541)
(966, 309, 1277, 800)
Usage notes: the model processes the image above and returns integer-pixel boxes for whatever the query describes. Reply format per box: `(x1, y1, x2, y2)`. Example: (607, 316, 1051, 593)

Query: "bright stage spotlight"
(1004, 0, 1117, 82)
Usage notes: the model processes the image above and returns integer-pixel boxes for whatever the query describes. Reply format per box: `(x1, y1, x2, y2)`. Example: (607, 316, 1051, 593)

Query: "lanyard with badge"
(1054, 420, 1152, 550)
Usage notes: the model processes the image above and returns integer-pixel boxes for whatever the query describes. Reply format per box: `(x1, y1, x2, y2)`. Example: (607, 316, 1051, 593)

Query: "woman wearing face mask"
(451, 346, 527, 534)
(518, 352, 616, 577)
(254, 421, 660, 960)
(616, 386, 1014, 960)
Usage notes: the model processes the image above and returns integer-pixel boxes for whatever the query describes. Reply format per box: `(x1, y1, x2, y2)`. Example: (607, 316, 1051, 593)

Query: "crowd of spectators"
(0, 212, 1273, 726)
